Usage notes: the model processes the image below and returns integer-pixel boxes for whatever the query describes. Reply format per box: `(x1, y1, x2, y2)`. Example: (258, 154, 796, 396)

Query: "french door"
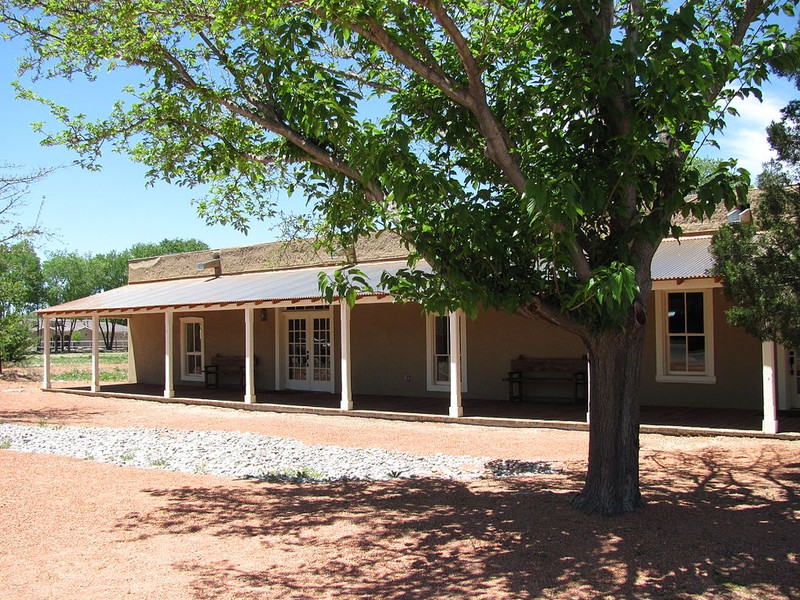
(285, 313, 333, 392)
(788, 349, 800, 409)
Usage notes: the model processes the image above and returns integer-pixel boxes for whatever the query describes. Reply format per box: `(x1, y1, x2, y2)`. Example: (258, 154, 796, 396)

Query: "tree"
(41, 251, 94, 351)
(1, 0, 795, 514)
(712, 107, 800, 348)
(128, 238, 209, 259)
(0, 164, 51, 245)
(0, 240, 42, 370)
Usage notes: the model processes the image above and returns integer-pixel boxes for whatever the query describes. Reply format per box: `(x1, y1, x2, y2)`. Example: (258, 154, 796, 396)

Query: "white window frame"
(426, 313, 468, 392)
(654, 287, 716, 384)
(180, 317, 205, 382)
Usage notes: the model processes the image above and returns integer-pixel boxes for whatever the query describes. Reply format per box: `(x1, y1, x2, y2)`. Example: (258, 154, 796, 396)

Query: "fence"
(37, 339, 129, 353)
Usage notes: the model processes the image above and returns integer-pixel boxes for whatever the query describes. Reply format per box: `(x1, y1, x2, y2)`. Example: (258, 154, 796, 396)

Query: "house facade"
(37, 222, 799, 433)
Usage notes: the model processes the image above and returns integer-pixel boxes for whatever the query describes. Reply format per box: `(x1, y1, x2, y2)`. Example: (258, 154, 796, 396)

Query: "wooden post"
(762, 341, 779, 434)
(164, 311, 174, 398)
(340, 301, 353, 411)
(448, 311, 463, 418)
(274, 308, 281, 391)
(91, 315, 100, 392)
(244, 307, 256, 404)
(585, 352, 591, 424)
(42, 316, 51, 390)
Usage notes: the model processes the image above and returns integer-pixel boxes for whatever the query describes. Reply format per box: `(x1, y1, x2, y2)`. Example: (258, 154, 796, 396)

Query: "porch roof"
(39, 236, 717, 317)
(650, 236, 715, 281)
(39, 259, 421, 317)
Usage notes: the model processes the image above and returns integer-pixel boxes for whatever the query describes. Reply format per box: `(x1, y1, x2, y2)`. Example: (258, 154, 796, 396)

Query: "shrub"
(0, 313, 36, 365)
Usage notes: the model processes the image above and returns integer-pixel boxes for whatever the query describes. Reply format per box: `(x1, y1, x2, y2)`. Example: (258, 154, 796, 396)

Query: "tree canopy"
(2, 0, 797, 514)
(712, 99, 800, 348)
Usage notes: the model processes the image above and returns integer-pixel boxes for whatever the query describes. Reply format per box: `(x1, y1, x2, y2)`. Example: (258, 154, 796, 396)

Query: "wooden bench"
(204, 354, 249, 389)
(503, 355, 587, 403)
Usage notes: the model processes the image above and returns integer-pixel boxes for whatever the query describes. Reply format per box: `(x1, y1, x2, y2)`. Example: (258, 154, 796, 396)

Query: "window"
(426, 313, 467, 391)
(655, 290, 715, 383)
(180, 317, 204, 382)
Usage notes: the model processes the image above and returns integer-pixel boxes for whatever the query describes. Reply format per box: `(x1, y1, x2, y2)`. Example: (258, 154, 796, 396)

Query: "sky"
(0, 31, 796, 259)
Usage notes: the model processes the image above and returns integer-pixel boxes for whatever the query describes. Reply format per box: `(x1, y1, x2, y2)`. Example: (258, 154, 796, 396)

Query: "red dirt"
(1, 377, 798, 599)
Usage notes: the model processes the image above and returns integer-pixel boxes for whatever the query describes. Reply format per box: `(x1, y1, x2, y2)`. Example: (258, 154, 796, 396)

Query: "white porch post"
(244, 307, 256, 404)
(585, 353, 591, 424)
(762, 341, 779, 434)
(90, 314, 100, 392)
(42, 316, 51, 390)
(448, 310, 463, 418)
(164, 310, 174, 398)
(274, 309, 281, 390)
(340, 301, 353, 411)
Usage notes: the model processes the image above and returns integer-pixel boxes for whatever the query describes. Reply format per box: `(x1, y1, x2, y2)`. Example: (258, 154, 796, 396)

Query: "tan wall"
(466, 309, 587, 400)
(128, 313, 164, 385)
(348, 304, 586, 400)
(128, 291, 763, 407)
(640, 288, 762, 409)
(128, 308, 277, 389)
(350, 303, 428, 396)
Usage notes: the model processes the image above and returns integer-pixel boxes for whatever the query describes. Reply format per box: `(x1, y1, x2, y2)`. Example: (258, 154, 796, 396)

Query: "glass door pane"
(312, 317, 331, 383)
(287, 318, 307, 383)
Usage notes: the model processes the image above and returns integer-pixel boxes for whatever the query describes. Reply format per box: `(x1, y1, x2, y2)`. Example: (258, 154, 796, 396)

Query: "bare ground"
(0, 374, 798, 599)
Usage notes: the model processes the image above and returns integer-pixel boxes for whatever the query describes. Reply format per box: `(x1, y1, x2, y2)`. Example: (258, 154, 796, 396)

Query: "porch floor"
(50, 382, 800, 437)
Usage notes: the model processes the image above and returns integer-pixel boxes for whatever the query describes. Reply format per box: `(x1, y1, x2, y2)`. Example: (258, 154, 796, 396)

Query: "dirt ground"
(0, 374, 798, 599)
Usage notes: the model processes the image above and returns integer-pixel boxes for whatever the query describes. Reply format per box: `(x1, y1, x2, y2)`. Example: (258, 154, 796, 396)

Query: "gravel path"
(0, 422, 557, 482)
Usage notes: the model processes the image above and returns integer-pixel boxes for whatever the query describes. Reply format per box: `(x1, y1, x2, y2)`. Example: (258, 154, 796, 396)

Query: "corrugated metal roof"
(40, 260, 423, 316)
(40, 238, 717, 316)
(651, 236, 715, 281)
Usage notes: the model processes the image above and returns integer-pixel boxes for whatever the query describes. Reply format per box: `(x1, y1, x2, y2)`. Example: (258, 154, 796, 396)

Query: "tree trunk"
(571, 323, 647, 515)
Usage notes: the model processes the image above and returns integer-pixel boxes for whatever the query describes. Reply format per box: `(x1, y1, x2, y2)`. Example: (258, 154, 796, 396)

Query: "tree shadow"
(0, 406, 106, 424)
(115, 447, 800, 598)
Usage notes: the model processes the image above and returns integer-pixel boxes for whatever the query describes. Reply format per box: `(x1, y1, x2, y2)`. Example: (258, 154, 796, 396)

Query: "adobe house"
(37, 211, 799, 435)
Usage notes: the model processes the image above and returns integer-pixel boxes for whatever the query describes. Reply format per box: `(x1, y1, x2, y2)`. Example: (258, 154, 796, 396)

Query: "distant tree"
(0, 240, 43, 370)
(128, 238, 209, 260)
(711, 104, 800, 348)
(0, 313, 35, 365)
(42, 252, 94, 351)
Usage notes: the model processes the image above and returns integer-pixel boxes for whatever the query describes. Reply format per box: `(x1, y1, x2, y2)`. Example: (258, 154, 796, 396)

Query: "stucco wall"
(128, 291, 763, 408)
(128, 308, 277, 389)
(466, 309, 587, 400)
(347, 304, 586, 401)
(640, 288, 762, 409)
(128, 313, 164, 385)
(350, 303, 428, 397)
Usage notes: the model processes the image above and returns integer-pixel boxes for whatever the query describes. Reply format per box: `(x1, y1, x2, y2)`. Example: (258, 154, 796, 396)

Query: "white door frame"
(283, 307, 335, 392)
(777, 345, 800, 410)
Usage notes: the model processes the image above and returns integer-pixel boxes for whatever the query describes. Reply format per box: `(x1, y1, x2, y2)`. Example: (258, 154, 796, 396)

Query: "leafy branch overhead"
(2, 0, 787, 332)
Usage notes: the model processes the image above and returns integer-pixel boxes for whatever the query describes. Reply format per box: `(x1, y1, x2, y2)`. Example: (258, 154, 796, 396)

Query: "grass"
(258, 466, 326, 483)
(34, 352, 129, 366)
(55, 368, 128, 383)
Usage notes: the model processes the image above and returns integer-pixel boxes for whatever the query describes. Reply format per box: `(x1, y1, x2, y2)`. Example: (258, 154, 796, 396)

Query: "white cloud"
(701, 90, 789, 181)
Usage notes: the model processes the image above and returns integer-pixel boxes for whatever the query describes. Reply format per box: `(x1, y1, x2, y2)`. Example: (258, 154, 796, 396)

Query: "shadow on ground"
(117, 447, 800, 598)
(0, 406, 106, 424)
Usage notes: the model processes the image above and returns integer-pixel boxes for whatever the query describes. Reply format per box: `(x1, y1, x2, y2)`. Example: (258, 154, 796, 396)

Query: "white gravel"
(0, 423, 558, 482)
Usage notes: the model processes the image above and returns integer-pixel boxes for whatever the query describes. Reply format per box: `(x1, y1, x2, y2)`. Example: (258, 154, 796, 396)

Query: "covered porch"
(45, 381, 800, 437)
(36, 256, 797, 437)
